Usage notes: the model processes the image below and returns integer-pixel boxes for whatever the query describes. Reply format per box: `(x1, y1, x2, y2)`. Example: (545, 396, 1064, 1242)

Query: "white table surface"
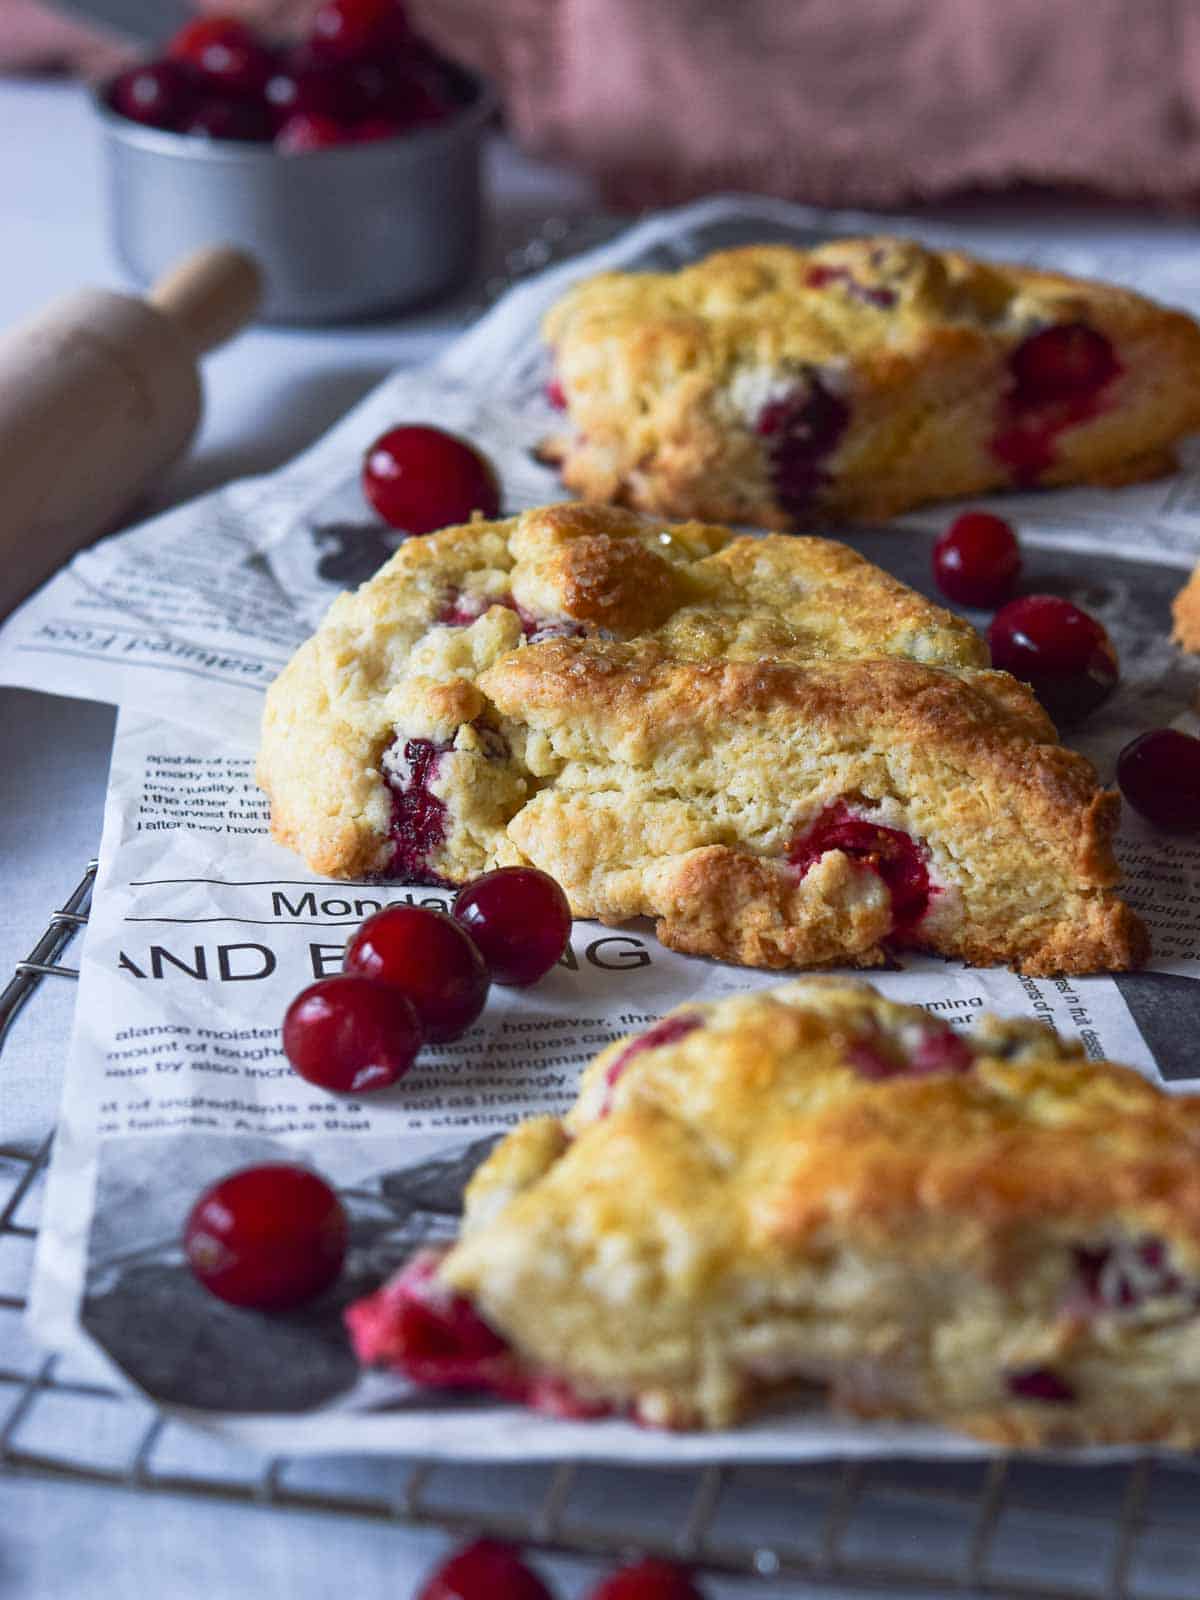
(3, 72, 1200, 1600)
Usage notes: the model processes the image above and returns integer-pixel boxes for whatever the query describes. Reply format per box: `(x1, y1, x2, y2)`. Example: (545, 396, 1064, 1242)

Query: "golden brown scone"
(346, 979, 1200, 1447)
(257, 503, 1145, 976)
(1172, 565, 1200, 653)
(541, 238, 1200, 524)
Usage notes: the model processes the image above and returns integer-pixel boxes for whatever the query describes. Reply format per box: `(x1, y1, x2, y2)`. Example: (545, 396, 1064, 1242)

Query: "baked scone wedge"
(541, 237, 1200, 524)
(257, 503, 1146, 976)
(346, 979, 1200, 1448)
(1172, 564, 1200, 652)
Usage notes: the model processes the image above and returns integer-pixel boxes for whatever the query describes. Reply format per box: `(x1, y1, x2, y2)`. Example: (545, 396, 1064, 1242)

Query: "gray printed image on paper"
(81, 1133, 499, 1414)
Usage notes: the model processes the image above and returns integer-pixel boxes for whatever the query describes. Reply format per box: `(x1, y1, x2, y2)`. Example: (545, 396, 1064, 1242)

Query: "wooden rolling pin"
(0, 246, 262, 619)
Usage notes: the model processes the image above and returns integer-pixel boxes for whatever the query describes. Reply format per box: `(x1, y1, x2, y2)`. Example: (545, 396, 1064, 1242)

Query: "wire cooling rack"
(3, 863, 1200, 1599)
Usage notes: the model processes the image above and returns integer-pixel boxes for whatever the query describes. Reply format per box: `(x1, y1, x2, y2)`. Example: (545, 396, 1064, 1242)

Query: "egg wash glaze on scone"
(257, 503, 1145, 976)
(347, 979, 1200, 1448)
(541, 238, 1200, 525)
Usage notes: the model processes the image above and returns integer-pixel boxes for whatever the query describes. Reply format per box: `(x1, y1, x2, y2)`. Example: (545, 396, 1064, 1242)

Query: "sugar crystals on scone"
(541, 237, 1200, 525)
(257, 503, 1146, 976)
(347, 979, 1200, 1448)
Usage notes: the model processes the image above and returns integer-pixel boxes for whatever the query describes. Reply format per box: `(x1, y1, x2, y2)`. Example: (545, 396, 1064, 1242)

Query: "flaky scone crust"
(258, 503, 1145, 976)
(541, 237, 1200, 525)
(1172, 564, 1200, 653)
(441, 979, 1200, 1444)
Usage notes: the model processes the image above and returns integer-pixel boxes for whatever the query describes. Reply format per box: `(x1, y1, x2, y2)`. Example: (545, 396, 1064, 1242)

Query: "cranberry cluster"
(183, 868, 572, 1311)
(284, 870, 573, 1092)
(107, 2, 464, 150)
(418, 1541, 706, 1600)
(931, 508, 1121, 727)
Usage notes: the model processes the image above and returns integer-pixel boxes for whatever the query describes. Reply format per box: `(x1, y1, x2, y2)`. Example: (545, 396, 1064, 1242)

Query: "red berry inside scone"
(1010, 324, 1121, 405)
(346, 1249, 514, 1386)
(1072, 1236, 1185, 1312)
(756, 375, 850, 515)
(382, 735, 452, 884)
(790, 802, 934, 939)
(600, 1014, 702, 1112)
(1006, 1367, 1076, 1404)
(848, 1019, 974, 1081)
(992, 323, 1121, 484)
(345, 1249, 613, 1418)
(805, 263, 896, 310)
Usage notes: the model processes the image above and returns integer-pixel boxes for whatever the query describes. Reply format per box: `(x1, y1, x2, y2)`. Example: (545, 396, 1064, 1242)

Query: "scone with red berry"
(257, 502, 1146, 976)
(347, 978, 1200, 1446)
(1173, 565, 1200, 652)
(541, 238, 1200, 524)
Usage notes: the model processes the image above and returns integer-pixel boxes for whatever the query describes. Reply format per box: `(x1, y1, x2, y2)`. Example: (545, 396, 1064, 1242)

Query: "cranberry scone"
(346, 979, 1200, 1447)
(257, 502, 1146, 975)
(540, 237, 1200, 525)
(1172, 565, 1200, 652)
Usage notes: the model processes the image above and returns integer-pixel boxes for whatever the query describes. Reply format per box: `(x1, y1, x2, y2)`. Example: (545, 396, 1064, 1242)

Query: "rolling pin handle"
(148, 246, 263, 355)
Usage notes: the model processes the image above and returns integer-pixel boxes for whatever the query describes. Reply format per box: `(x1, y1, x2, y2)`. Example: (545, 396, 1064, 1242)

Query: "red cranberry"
(1073, 1235, 1183, 1312)
(932, 511, 1021, 608)
(587, 1561, 706, 1600)
(345, 905, 489, 1042)
(849, 1021, 973, 1081)
(1117, 730, 1200, 830)
(264, 47, 352, 127)
(790, 802, 933, 938)
(109, 61, 197, 129)
(1006, 1367, 1076, 1404)
(988, 595, 1118, 725)
(805, 264, 896, 310)
(452, 868, 572, 986)
(345, 1249, 515, 1386)
(363, 425, 500, 536)
(184, 1164, 347, 1310)
(282, 974, 422, 1092)
(386, 67, 452, 126)
(992, 324, 1121, 485)
(384, 735, 451, 885)
(184, 97, 273, 142)
(756, 376, 850, 514)
(545, 378, 567, 410)
(990, 414, 1058, 485)
(309, 0, 412, 64)
(167, 17, 273, 99)
(417, 1539, 554, 1600)
(276, 112, 353, 151)
(1010, 323, 1120, 406)
(354, 115, 406, 141)
(346, 1250, 615, 1419)
(601, 1014, 702, 1112)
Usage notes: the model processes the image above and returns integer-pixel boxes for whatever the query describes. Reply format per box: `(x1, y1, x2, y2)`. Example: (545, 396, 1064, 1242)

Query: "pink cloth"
(411, 0, 1200, 211)
(0, 0, 318, 76)
(0, 0, 135, 75)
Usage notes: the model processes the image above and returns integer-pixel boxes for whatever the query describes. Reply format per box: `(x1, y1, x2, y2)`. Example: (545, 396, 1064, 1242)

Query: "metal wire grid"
(2, 865, 1200, 1597)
